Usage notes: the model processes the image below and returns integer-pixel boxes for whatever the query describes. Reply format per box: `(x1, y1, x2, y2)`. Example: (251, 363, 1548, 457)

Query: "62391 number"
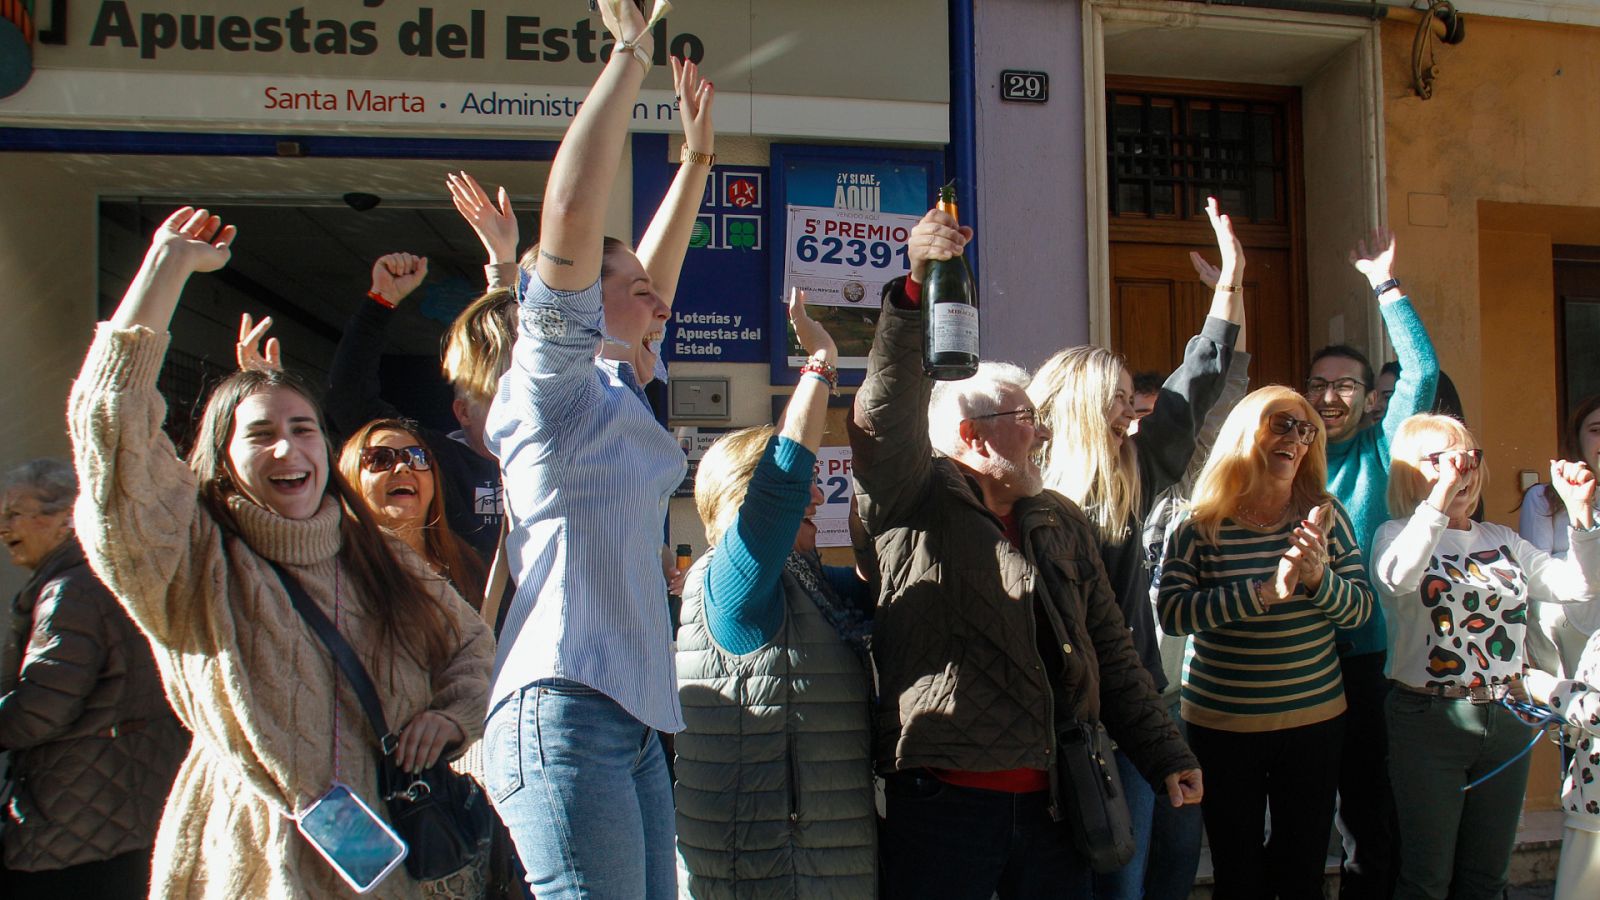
(795, 235, 910, 270)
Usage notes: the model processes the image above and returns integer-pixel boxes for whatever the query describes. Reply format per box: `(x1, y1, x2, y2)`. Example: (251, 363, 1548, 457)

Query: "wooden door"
(1110, 242, 1295, 388)
(1105, 77, 1306, 390)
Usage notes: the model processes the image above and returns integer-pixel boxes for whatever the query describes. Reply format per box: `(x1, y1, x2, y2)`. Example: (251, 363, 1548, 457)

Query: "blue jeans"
(1142, 704, 1205, 900)
(483, 679, 676, 900)
(881, 771, 1093, 900)
(1090, 748, 1157, 900)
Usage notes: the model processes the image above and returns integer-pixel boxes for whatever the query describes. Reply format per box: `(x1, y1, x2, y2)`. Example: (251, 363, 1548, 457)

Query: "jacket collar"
(937, 459, 1064, 538)
(14, 535, 89, 614)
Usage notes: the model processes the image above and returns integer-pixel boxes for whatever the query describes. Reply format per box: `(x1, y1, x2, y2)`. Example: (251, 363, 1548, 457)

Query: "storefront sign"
(769, 145, 943, 382)
(2, 1, 950, 142)
(812, 445, 854, 549)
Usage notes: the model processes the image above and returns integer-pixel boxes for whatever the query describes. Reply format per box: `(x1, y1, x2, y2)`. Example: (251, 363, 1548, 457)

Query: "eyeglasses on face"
(1267, 412, 1320, 445)
(359, 445, 433, 473)
(968, 407, 1038, 427)
(1422, 448, 1484, 468)
(1304, 377, 1367, 399)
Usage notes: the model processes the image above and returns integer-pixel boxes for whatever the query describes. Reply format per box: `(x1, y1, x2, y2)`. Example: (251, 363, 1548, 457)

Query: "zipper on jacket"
(1018, 510, 1061, 821)
(786, 732, 802, 825)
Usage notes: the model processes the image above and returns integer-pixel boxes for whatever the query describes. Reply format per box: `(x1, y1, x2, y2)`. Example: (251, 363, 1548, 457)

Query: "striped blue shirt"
(485, 271, 688, 732)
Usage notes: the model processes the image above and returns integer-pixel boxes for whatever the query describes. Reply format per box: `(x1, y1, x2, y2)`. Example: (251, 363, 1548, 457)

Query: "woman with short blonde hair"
(1373, 413, 1599, 900)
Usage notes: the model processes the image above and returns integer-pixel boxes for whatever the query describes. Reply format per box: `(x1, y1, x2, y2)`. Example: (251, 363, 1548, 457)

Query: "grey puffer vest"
(674, 550, 876, 899)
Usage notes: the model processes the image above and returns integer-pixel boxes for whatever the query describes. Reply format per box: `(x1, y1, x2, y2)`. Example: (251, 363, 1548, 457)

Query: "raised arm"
(1354, 230, 1439, 447)
(324, 253, 428, 435)
(636, 57, 716, 308)
(447, 171, 521, 292)
(702, 292, 838, 652)
(69, 207, 234, 645)
(848, 207, 971, 533)
(537, 1, 653, 291)
(1136, 198, 1242, 496)
(1523, 461, 1600, 631)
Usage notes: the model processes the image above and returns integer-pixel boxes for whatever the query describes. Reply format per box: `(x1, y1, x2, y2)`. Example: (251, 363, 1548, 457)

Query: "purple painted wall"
(973, 0, 1091, 370)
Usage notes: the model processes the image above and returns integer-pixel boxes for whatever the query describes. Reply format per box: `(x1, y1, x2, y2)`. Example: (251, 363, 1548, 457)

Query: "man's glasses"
(968, 407, 1038, 427)
(359, 445, 433, 473)
(1304, 377, 1367, 399)
(1267, 413, 1320, 445)
(1422, 449, 1484, 468)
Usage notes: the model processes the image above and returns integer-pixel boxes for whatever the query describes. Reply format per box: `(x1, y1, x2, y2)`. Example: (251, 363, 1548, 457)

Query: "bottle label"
(931, 303, 979, 355)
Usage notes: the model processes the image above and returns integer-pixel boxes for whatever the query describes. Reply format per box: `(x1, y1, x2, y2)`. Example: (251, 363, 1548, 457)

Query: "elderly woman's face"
(0, 487, 73, 570)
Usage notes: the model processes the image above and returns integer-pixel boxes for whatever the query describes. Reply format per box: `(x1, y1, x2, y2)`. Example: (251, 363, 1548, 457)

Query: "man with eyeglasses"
(850, 206, 1200, 897)
(1304, 228, 1439, 900)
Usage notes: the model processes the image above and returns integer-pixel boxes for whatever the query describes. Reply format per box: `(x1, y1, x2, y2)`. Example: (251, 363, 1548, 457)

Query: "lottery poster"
(768, 146, 943, 381)
(811, 445, 854, 549)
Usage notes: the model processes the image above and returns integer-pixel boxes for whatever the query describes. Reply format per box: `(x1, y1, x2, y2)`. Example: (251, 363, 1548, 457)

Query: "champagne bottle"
(922, 182, 979, 380)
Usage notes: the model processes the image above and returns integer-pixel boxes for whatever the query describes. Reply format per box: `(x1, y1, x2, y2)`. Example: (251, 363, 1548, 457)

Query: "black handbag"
(271, 562, 494, 881)
(1056, 719, 1136, 873)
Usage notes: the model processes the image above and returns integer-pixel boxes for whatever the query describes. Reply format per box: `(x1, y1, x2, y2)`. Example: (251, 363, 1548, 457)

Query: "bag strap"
(267, 561, 399, 755)
(479, 514, 511, 635)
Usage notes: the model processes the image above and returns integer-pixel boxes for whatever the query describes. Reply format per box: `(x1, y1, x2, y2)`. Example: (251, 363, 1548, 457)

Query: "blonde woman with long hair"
(1029, 198, 1244, 900)
(1156, 385, 1373, 900)
(1374, 415, 1598, 900)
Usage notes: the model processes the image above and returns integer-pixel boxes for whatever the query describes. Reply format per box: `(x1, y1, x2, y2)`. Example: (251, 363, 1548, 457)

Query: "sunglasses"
(359, 445, 433, 474)
(969, 407, 1039, 427)
(1267, 412, 1319, 445)
(1422, 449, 1484, 468)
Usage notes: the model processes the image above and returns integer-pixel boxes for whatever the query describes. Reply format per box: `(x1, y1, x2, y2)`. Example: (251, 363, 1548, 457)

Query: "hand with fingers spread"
(905, 207, 973, 285)
(447, 172, 518, 265)
(370, 253, 429, 307)
(393, 710, 464, 774)
(1551, 458, 1598, 529)
(235, 312, 282, 373)
(1350, 227, 1398, 292)
(671, 56, 715, 158)
(153, 206, 239, 275)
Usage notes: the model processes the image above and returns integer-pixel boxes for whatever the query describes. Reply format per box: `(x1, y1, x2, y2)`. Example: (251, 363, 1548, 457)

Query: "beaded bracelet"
(799, 357, 838, 394)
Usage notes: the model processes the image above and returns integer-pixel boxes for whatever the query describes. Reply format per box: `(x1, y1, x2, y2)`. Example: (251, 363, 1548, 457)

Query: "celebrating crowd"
(4, 3, 1600, 900)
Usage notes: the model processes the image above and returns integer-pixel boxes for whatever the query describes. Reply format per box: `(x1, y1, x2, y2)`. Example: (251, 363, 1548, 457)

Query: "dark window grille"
(1108, 91, 1287, 223)
(157, 347, 230, 457)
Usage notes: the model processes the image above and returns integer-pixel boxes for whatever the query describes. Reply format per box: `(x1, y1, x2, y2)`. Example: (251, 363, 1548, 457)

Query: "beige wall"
(1378, 16, 1600, 527)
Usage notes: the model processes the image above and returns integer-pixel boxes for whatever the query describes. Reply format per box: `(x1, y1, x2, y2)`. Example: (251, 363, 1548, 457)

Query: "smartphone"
(297, 782, 408, 894)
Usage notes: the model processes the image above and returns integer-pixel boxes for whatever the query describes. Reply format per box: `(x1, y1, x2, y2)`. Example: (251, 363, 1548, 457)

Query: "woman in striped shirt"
(1158, 384, 1373, 900)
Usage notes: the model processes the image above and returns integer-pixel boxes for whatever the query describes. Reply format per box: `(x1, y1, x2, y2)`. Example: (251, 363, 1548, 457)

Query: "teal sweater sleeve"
(1328, 295, 1437, 656)
(704, 437, 817, 655)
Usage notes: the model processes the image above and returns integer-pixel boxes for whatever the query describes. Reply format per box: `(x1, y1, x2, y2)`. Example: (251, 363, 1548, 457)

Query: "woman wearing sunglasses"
(1157, 385, 1373, 900)
(1373, 414, 1599, 900)
(338, 419, 488, 609)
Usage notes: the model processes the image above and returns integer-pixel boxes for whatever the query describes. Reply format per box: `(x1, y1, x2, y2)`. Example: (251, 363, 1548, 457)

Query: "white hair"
(928, 361, 1033, 457)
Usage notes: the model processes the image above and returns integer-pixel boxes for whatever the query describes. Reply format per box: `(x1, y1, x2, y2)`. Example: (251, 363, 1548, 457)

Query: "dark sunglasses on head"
(1267, 412, 1319, 445)
(1422, 448, 1484, 468)
(359, 445, 432, 473)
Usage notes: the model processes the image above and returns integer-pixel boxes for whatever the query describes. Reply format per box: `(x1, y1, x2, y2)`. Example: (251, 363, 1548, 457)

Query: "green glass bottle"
(922, 182, 979, 380)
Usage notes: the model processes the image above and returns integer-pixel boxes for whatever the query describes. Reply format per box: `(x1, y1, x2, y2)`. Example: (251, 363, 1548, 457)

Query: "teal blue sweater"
(1327, 295, 1437, 657)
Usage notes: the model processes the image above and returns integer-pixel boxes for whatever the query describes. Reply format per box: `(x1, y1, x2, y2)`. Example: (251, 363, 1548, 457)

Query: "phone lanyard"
(330, 565, 344, 788)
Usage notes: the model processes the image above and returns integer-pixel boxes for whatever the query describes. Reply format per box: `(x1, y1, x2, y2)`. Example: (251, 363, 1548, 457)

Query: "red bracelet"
(903, 277, 922, 306)
(799, 357, 838, 394)
(368, 289, 396, 309)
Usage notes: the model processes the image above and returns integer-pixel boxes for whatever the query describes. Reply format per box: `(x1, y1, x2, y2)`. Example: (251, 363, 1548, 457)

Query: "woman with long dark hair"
(68, 206, 494, 898)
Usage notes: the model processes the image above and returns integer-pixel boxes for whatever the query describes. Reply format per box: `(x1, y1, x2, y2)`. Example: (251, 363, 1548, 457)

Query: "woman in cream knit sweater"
(67, 206, 495, 898)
